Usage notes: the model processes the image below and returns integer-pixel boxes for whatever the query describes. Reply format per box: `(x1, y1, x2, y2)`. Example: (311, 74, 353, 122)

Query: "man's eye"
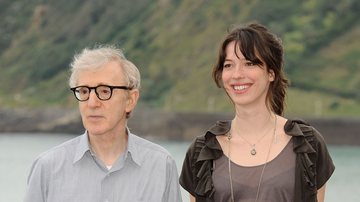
(101, 89, 110, 94)
(97, 87, 111, 94)
(78, 89, 89, 94)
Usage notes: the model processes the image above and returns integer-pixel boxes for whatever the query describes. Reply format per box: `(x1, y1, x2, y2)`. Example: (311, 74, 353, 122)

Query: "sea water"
(0, 133, 359, 202)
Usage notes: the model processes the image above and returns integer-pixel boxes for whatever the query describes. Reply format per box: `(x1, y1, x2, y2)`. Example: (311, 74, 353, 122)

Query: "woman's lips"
(231, 84, 251, 93)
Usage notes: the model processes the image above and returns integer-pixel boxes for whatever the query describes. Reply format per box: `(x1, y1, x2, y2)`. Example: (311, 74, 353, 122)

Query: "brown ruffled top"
(179, 119, 335, 202)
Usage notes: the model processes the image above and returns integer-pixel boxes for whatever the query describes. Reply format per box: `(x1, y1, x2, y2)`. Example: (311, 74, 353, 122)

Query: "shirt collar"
(72, 128, 143, 166)
(73, 131, 91, 164)
(126, 129, 142, 166)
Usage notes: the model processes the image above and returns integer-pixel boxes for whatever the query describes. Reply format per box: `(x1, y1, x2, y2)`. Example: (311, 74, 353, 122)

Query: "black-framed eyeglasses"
(70, 85, 132, 101)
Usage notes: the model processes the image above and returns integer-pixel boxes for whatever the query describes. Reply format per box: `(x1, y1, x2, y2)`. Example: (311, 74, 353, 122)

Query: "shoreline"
(0, 107, 359, 145)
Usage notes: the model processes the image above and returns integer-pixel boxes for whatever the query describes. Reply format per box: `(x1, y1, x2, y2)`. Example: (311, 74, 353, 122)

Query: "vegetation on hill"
(0, 0, 359, 118)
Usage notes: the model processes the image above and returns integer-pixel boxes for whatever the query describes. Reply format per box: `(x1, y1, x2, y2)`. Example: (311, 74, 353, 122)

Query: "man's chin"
(85, 126, 106, 136)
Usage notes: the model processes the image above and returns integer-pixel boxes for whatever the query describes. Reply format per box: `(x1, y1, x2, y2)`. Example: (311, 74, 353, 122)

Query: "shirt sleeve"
(162, 155, 183, 202)
(23, 157, 47, 202)
(313, 127, 335, 189)
(179, 140, 196, 196)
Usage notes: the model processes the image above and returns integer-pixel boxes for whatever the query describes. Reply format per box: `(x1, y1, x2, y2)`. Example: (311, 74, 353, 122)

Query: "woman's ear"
(269, 69, 275, 82)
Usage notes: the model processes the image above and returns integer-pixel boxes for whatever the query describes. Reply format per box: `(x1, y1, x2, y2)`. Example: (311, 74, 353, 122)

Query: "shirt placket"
(101, 171, 113, 202)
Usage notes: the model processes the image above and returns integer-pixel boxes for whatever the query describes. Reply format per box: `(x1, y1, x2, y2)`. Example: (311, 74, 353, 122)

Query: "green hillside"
(0, 0, 359, 118)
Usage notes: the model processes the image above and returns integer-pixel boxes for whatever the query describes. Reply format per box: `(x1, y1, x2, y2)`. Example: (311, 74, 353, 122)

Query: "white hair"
(69, 45, 141, 89)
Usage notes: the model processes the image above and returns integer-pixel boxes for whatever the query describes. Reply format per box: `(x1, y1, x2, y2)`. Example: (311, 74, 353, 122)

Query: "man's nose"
(87, 90, 101, 106)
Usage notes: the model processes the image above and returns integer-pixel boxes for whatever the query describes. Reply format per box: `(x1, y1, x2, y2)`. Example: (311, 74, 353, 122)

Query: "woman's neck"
(232, 107, 276, 139)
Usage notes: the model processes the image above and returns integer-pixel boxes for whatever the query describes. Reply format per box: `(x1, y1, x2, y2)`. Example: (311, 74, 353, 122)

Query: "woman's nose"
(232, 65, 245, 78)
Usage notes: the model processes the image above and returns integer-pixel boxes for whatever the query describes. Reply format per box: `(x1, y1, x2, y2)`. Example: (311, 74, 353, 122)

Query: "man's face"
(76, 61, 139, 136)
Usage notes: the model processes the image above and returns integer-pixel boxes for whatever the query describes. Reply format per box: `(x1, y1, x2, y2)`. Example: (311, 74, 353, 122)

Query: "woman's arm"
(190, 194, 196, 202)
(317, 184, 326, 202)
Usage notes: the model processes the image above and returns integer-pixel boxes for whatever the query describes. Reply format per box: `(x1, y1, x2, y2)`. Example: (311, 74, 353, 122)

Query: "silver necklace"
(227, 115, 277, 202)
(239, 132, 268, 155)
(236, 118, 274, 156)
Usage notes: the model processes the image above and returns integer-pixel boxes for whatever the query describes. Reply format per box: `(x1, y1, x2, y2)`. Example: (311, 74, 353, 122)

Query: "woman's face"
(221, 41, 274, 108)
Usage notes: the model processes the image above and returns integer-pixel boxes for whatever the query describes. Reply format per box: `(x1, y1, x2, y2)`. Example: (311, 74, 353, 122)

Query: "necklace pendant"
(251, 148, 257, 155)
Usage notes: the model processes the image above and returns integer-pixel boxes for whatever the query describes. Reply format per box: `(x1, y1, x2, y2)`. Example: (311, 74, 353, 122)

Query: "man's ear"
(125, 89, 139, 113)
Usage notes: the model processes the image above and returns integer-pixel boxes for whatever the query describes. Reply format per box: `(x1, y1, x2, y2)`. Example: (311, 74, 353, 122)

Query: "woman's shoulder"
(285, 118, 328, 146)
(190, 120, 231, 144)
(206, 120, 232, 136)
(185, 120, 230, 159)
(285, 118, 317, 135)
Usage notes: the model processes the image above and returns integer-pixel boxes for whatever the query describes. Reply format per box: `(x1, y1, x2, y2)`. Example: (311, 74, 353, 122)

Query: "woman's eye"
(223, 63, 232, 68)
(245, 61, 256, 67)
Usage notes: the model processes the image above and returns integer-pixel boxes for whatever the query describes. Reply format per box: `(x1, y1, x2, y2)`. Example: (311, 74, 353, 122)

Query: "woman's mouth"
(233, 85, 250, 91)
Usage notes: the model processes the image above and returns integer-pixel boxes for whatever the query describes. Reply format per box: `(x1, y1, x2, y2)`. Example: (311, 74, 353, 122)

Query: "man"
(24, 45, 182, 202)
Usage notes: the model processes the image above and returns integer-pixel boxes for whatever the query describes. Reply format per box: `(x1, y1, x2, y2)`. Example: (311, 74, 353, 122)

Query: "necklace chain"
(238, 131, 268, 155)
(227, 115, 277, 202)
(233, 115, 274, 156)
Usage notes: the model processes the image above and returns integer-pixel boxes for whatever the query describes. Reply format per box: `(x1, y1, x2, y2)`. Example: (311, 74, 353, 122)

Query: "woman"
(179, 23, 335, 202)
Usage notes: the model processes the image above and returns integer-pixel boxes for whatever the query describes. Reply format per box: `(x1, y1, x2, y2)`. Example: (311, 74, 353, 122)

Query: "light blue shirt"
(24, 130, 182, 202)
